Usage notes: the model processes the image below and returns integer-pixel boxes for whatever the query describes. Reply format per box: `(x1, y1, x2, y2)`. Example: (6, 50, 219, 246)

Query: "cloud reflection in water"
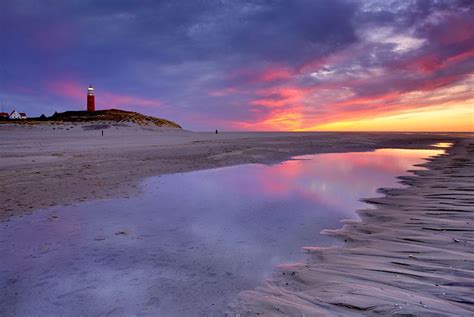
(0, 148, 443, 315)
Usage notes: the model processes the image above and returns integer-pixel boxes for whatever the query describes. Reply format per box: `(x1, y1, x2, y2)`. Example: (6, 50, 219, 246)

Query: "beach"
(3, 0, 474, 315)
(0, 123, 461, 221)
(229, 139, 474, 316)
(1, 123, 473, 316)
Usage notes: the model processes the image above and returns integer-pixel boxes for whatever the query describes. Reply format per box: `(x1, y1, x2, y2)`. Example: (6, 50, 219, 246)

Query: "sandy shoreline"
(228, 139, 474, 316)
(0, 123, 464, 221)
(1, 123, 473, 315)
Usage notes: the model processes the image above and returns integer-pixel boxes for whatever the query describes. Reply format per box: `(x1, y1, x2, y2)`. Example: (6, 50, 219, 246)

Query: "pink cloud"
(229, 65, 294, 85)
(46, 80, 83, 100)
(46, 80, 160, 109)
(101, 92, 160, 108)
(398, 48, 474, 74)
(257, 67, 293, 82)
(424, 11, 474, 45)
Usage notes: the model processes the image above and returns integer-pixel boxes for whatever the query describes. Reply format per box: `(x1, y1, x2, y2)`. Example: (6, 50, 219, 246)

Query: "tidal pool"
(0, 148, 443, 316)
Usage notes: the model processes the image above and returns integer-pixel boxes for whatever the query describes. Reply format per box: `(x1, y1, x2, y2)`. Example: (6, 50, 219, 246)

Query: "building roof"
(0, 112, 8, 117)
(19, 112, 27, 116)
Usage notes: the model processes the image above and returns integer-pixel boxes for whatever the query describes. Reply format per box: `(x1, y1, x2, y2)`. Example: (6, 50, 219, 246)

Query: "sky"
(1, 0, 473, 131)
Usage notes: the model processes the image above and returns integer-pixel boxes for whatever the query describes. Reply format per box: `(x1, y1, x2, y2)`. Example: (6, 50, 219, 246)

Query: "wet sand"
(0, 123, 462, 221)
(1, 148, 443, 316)
(229, 139, 474, 316)
(1, 123, 473, 315)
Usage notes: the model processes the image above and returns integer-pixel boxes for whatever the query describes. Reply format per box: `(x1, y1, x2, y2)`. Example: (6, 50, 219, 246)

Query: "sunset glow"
(2, 1, 473, 131)
(306, 104, 474, 132)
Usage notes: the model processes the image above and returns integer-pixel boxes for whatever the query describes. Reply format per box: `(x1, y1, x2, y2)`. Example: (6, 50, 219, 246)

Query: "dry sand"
(228, 139, 474, 316)
(0, 122, 463, 222)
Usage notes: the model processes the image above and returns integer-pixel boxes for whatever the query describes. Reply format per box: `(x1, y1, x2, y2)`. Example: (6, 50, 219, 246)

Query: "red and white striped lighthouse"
(87, 85, 95, 112)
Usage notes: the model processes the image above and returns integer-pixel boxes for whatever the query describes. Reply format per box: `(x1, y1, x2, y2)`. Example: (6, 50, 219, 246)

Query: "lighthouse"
(87, 85, 95, 112)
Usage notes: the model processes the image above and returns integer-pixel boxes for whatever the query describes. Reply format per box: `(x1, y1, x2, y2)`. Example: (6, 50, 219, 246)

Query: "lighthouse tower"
(87, 85, 95, 112)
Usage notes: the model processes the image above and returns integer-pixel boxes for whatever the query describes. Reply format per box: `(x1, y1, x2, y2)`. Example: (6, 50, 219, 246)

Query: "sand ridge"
(228, 139, 474, 316)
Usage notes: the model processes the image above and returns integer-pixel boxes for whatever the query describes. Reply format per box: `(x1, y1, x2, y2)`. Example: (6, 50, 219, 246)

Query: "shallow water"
(0, 148, 443, 316)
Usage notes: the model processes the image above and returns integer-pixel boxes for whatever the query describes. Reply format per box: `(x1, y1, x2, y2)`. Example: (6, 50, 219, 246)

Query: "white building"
(9, 110, 27, 119)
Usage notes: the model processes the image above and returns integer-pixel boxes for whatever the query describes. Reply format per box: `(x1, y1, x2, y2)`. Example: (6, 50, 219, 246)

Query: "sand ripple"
(229, 140, 474, 316)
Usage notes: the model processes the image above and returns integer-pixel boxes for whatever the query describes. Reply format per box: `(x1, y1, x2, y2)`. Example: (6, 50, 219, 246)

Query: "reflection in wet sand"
(0, 148, 443, 316)
(433, 142, 453, 148)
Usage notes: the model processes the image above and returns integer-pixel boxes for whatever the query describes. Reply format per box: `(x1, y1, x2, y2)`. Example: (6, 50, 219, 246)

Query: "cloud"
(1, 0, 473, 130)
(45, 79, 161, 110)
(361, 27, 426, 53)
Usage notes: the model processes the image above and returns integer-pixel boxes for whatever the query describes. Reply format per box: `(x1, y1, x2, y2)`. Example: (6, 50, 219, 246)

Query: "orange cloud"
(236, 72, 473, 132)
(250, 87, 311, 108)
(236, 106, 305, 131)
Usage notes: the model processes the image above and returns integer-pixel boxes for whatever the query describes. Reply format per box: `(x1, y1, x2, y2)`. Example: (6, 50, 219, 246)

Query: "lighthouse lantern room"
(87, 85, 95, 112)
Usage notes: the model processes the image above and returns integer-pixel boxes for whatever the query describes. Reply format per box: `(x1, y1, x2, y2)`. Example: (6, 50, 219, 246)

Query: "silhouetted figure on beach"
(101, 130, 104, 136)
(215, 129, 218, 134)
